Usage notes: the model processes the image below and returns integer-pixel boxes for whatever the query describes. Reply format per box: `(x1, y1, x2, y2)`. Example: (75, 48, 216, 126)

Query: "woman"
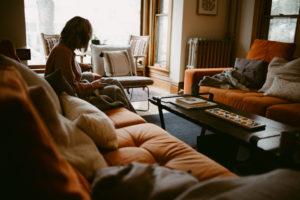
(45, 16, 135, 112)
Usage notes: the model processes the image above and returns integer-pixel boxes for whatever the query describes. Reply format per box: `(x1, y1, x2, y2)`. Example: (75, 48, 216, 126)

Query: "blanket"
(199, 70, 250, 90)
(91, 162, 198, 200)
(86, 78, 136, 113)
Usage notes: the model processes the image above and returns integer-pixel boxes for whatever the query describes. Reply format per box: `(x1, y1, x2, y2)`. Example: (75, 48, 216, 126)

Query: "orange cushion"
(103, 123, 235, 181)
(224, 91, 263, 109)
(246, 39, 295, 63)
(266, 104, 300, 126)
(240, 96, 290, 116)
(0, 66, 90, 200)
(104, 107, 146, 128)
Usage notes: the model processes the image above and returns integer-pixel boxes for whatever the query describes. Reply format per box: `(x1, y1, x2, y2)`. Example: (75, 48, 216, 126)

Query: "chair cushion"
(103, 123, 236, 182)
(246, 39, 295, 63)
(104, 76, 154, 87)
(103, 50, 132, 76)
(91, 44, 136, 76)
(0, 66, 91, 200)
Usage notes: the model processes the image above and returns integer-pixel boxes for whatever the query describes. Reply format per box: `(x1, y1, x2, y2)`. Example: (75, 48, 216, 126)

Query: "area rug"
(125, 87, 161, 102)
(142, 113, 205, 147)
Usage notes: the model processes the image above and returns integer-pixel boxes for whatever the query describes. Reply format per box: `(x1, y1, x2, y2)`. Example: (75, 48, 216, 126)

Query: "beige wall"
(0, 0, 26, 48)
(234, 0, 255, 59)
(170, 0, 230, 83)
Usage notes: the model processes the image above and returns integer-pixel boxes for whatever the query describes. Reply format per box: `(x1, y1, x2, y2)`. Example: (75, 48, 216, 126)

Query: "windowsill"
(148, 65, 169, 73)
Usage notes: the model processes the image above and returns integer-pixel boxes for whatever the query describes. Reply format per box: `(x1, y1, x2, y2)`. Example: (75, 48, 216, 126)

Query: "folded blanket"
(199, 70, 250, 90)
(91, 162, 198, 200)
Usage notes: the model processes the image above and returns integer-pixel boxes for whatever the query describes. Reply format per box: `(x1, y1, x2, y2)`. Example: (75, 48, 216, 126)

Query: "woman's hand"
(93, 73, 101, 80)
(91, 80, 105, 89)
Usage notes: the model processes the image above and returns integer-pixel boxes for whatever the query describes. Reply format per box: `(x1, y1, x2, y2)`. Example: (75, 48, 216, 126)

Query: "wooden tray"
(205, 108, 266, 130)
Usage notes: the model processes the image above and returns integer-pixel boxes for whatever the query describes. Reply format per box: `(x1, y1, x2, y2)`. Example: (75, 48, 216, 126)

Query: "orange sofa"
(184, 40, 300, 126)
(0, 52, 235, 199)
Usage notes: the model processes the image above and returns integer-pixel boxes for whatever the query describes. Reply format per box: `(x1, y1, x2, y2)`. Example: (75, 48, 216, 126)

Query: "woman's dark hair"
(60, 16, 92, 51)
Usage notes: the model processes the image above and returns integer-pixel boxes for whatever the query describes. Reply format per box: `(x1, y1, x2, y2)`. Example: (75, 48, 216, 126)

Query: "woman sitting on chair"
(45, 16, 135, 112)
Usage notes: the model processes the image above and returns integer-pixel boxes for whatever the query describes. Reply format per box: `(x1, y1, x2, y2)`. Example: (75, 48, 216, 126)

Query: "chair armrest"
(184, 67, 232, 94)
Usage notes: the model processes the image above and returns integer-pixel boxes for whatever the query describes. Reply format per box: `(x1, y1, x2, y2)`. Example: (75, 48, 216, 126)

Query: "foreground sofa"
(0, 53, 236, 199)
(184, 40, 300, 126)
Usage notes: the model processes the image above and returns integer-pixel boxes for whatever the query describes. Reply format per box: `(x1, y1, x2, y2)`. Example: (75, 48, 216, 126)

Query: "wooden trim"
(170, 81, 184, 94)
(165, 0, 173, 71)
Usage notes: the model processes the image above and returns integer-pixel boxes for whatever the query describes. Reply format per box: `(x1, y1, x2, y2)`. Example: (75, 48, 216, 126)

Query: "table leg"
(157, 99, 166, 129)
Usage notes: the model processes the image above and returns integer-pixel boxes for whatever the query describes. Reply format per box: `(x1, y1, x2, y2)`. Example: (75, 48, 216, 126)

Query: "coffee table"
(149, 93, 298, 155)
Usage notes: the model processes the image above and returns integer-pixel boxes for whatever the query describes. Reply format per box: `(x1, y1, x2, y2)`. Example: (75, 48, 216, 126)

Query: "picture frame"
(197, 0, 218, 15)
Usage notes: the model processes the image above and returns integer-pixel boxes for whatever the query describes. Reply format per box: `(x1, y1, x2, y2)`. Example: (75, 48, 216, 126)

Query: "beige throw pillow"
(60, 92, 118, 150)
(259, 57, 300, 92)
(29, 86, 107, 180)
(103, 50, 132, 77)
(264, 77, 300, 102)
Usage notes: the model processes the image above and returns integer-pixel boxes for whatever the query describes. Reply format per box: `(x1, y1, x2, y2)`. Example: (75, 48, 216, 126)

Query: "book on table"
(170, 96, 217, 109)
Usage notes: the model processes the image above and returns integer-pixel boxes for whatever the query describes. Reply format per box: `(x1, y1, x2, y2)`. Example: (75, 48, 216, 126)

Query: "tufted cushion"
(0, 66, 90, 200)
(104, 107, 147, 128)
(246, 39, 295, 63)
(103, 123, 235, 181)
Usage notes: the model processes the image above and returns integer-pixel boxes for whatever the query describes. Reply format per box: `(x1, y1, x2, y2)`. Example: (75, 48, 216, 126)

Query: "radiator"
(186, 38, 232, 69)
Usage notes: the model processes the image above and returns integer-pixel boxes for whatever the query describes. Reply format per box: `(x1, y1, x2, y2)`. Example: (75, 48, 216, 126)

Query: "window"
(268, 0, 300, 42)
(258, 0, 300, 43)
(151, 0, 172, 70)
(24, 0, 141, 64)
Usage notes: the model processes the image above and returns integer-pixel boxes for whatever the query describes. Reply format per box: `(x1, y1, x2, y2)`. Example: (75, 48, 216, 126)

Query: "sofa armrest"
(184, 68, 232, 94)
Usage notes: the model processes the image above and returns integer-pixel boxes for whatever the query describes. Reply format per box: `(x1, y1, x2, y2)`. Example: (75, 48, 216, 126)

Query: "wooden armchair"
(129, 35, 150, 76)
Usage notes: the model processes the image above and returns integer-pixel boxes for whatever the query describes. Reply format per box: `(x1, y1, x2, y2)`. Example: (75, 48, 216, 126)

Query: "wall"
(0, 0, 26, 48)
(169, 0, 230, 83)
(234, 0, 255, 59)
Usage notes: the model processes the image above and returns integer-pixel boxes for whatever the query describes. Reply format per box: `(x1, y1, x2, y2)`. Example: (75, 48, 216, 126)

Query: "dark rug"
(142, 113, 205, 147)
(125, 88, 161, 102)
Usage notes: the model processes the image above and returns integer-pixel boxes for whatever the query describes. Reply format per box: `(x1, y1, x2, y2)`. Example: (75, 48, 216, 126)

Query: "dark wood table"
(149, 93, 298, 155)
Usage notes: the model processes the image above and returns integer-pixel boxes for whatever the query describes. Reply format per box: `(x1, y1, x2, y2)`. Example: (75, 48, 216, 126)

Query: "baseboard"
(148, 66, 183, 94)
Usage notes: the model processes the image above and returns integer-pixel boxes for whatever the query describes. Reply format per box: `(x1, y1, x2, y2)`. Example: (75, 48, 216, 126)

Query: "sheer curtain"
(25, 0, 141, 64)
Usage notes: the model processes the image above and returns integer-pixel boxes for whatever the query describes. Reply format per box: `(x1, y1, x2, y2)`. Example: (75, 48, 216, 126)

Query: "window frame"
(252, 0, 300, 43)
(148, 0, 173, 71)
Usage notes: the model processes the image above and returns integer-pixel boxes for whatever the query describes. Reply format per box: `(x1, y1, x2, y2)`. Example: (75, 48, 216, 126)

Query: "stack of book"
(171, 96, 217, 109)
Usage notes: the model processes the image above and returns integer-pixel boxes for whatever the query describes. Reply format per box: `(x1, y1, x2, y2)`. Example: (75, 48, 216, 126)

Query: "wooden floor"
(134, 85, 170, 116)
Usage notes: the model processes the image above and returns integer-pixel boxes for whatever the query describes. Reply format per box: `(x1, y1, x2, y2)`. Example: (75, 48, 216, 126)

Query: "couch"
(184, 39, 300, 127)
(1, 41, 300, 199)
(0, 53, 235, 199)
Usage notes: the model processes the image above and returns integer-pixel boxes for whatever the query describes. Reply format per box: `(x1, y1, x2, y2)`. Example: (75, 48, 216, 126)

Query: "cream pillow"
(29, 86, 107, 180)
(264, 76, 300, 102)
(259, 57, 300, 92)
(60, 92, 118, 150)
(103, 50, 132, 77)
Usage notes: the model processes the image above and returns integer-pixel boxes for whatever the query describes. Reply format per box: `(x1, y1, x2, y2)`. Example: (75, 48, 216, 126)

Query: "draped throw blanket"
(199, 70, 250, 90)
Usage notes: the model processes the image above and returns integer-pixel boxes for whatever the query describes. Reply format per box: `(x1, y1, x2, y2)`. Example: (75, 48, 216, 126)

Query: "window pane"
(158, 0, 169, 14)
(268, 18, 297, 42)
(25, 0, 141, 64)
(155, 16, 168, 67)
(271, 0, 300, 15)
